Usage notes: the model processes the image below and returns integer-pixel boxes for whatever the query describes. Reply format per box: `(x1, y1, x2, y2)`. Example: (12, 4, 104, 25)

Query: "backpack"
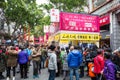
(88, 62, 95, 77)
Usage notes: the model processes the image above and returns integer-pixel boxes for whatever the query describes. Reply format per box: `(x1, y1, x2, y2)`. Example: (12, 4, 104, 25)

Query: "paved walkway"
(3, 65, 90, 80)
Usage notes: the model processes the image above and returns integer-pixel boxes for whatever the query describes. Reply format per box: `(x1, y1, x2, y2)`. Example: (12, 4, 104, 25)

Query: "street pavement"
(3, 65, 90, 80)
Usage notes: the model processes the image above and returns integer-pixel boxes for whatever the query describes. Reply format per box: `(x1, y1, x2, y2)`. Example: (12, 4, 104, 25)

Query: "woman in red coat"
(94, 49, 104, 80)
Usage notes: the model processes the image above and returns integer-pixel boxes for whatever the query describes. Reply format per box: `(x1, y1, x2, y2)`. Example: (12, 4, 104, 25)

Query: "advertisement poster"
(44, 26, 49, 33)
(50, 9, 59, 22)
(60, 12, 100, 32)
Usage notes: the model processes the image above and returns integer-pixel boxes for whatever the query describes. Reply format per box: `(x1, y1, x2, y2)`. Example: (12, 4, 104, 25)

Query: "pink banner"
(39, 36, 44, 43)
(60, 12, 100, 32)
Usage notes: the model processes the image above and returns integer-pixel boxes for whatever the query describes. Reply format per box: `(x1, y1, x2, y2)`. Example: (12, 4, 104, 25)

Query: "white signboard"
(49, 25, 55, 33)
(50, 9, 59, 22)
(44, 26, 49, 33)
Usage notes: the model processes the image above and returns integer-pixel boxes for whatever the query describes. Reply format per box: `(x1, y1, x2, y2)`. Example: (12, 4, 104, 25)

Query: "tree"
(49, 0, 87, 13)
(2, 0, 46, 38)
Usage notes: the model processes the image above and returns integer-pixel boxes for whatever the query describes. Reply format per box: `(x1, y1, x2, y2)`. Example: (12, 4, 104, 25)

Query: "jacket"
(26, 48, 32, 57)
(67, 50, 82, 68)
(32, 49, 40, 61)
(62, 53, 68, 70)
(0, 50, 6, 72)
(7, 50, 18, 67)
(48, 52, 57, 70)
(18, 50, 29, 64)
(103, 59, 116, 80)
(94, 55, 104, 74)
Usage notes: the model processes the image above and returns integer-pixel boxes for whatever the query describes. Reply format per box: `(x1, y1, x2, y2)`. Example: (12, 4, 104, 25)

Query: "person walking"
(32, 45, 41, 79)
(6, 46, 18, 80)
(55, 46, 61, 77)
(103, 52, 116, 80)
(93, 49, 105, 80)
(0, 44, 6, 79)
(67, 46, 83, 80)
(18, 46, 29, 79)
(62, 48, 69, 80)
(48, 45, 58, 80)
(41, 45, 47, 69)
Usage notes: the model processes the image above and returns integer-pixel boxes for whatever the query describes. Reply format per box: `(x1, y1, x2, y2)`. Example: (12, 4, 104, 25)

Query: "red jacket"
(94, 55, 104, 74)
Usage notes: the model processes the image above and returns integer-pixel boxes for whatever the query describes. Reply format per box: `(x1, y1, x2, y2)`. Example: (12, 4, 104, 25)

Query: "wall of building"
(111, 12, 120, 50)
(88, 0, 120, 50)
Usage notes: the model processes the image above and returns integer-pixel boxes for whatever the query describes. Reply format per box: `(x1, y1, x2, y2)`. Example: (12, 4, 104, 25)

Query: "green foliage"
(50, 0, 87, 13)
(0, 0, 6, 9)
(0, 0, 50, 37)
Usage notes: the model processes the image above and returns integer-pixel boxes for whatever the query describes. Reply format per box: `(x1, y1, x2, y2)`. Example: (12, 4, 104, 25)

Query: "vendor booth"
(48, 12, 100, 47)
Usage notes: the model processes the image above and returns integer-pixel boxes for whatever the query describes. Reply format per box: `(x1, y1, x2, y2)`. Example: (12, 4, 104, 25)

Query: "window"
(92, 0, 109, 9)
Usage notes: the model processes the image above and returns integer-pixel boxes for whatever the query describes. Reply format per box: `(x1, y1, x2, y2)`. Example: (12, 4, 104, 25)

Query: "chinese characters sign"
(50, 9, 59, 22)
(60, 33, 99, 41)
(60, 12, 100, 32)
(99, 14, 110, 26)
(44, 26, 49, 33)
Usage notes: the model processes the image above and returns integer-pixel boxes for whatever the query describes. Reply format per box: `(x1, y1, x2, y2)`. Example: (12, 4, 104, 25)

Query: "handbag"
(45, 58, 49, 68)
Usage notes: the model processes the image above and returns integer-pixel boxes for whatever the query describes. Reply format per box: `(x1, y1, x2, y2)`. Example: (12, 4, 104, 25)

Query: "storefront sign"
(44, 26, 49, 33)
(60, 12, 100, 32)
(99, 14, 110, 26)
(59, 40, 69, 44)
(50, 9, 59, 22)
(60, 33, 100, 41)
(54, 34, 60, 41)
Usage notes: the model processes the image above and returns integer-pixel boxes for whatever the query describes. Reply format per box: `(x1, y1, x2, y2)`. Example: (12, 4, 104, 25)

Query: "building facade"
(88, 0, 120, 50)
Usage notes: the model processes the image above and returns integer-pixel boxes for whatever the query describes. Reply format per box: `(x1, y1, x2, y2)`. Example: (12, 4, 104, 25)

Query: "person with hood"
(67, 46, 83, 80)
(48, 45, 58, 80)
(18, 46, 29, 79)
(103, 52, 116, 80)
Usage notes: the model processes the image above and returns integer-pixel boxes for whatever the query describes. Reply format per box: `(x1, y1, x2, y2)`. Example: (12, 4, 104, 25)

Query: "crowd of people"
(0, 43, 120, 80)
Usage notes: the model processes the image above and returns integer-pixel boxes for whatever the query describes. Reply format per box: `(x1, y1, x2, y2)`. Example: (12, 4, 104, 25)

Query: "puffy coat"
(18, 50, 29, 64)
(7, 50, 18, 67)
(94, 55, 104, 74)
(67, 50, 82, 68)
(103, 59, 116, 80)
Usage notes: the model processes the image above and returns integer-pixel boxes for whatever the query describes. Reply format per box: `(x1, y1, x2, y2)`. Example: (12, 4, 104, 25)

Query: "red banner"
(99, 14, 110, 26)
(60, 12, 100, 32)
